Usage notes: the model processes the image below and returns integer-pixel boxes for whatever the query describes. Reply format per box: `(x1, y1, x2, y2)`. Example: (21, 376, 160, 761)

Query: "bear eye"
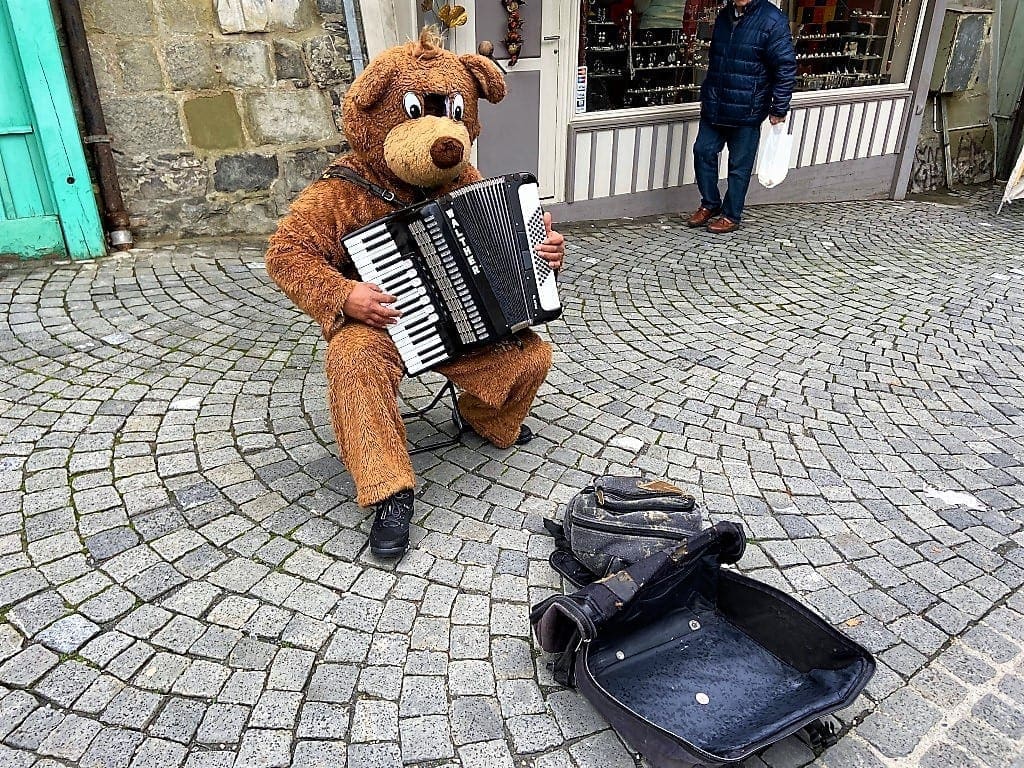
(403, 92, 423, 118)
(447, 93, 465, 121)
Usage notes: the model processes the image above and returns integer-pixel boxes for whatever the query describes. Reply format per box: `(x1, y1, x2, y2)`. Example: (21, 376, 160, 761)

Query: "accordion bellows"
(342, 173, 561, 375)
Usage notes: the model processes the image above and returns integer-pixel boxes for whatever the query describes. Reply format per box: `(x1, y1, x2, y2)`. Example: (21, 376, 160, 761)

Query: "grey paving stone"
(34, 660, 100, 707)
(399, 714, 454, 762)
(149, 697, 206, 743)
(195, 703, 249, 744)
(0, 690, 37, 740)
(450, 696, 503, 746)
(34, 614, 101, 653)
(347, 742, 403, 768)
(248, 689, 303, 729)
(100, 687, 163, 729)
(78, 726, 145, 768)
(0, 645, 59, 686)
(6, 705, 65, 750)
(568, 729, 635, 768)
(235, 728, 294, 768)
(292, 740, 348, 768)
(128, 736, 187, 768)
(307, 663, 359, 703)
(399, 674, 447, 716)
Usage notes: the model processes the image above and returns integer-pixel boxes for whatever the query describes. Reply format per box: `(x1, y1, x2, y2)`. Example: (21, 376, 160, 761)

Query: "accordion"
(342, 173, 561, 375)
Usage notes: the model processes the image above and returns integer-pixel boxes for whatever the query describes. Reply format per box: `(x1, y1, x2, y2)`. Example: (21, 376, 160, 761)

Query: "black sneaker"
(453, 409, 534, 445)
(369, 489, 414, 558)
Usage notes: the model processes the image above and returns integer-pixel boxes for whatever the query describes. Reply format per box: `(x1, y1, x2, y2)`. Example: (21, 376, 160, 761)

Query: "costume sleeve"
(767, 16, 797, 117)
(265, 181, 358, 339)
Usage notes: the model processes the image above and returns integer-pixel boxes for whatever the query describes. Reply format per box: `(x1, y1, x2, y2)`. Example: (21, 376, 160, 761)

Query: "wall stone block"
(304, 33, 352, 88)
(83, 0, 155, 36)
(105, 96, 185, 155)
(245, 89, 338, 144)
(184, 93, 246, 150)
(217, 40, 275, 88)
(155, 0, 215, 33)
(281, 147, 336, 192)
(214, 153, 280, 191)
(215, 0, 269, 33)
(117, 41, 165, 92)
(268, 0, 317, 31)
(117, 153, 210, 203)
(316, 0, 346, 15)
(274, 40, 309, 86)
(164, 38, 220, 91)
(88, 36, 121, 96)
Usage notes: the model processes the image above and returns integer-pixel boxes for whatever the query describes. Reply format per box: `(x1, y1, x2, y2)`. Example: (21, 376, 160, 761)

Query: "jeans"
(693, 118, 762, 223)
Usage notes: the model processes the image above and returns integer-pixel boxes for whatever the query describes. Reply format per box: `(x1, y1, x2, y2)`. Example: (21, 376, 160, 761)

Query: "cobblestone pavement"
(2, 187, 1024, 768)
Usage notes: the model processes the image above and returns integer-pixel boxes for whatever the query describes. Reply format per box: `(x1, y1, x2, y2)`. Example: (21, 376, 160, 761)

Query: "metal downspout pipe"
(341, 0, 367, 76)
(57, 0, 133, 251)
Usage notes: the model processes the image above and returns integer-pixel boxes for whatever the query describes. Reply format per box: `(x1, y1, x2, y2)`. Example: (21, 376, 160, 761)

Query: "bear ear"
(349, 60, 395, 109)
(459, 54, 507, 104)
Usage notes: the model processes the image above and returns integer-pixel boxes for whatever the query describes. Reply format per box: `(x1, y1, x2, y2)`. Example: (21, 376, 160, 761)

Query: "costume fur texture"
(266, 29, 552, 507)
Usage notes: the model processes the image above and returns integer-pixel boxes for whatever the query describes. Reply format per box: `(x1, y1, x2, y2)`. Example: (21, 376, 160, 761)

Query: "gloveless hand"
(344, 282, 401, 328)
(535, 211, 565, 272)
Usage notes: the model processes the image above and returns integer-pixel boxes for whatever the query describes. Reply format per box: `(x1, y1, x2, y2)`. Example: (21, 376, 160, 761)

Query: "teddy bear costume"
(265, 29, 553, 556)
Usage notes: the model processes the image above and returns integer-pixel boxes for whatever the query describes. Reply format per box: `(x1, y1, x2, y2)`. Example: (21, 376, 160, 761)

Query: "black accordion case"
(530, 523, 875, 768)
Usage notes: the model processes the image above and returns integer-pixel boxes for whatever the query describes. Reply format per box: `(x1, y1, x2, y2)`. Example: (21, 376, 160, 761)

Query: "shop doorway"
(0, 0, 104, 260)
(380, 0, 566, 199)
(469, 1, 564, 199)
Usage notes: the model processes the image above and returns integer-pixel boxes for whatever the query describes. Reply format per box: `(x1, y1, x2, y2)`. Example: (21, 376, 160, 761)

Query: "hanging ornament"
(421, 0, 468, 47)
(500, 0, 525, 65)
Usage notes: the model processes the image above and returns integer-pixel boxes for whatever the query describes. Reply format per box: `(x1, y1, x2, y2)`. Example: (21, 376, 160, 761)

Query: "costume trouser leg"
(438, 331, 552, 449)
(325, 323, 414, 508)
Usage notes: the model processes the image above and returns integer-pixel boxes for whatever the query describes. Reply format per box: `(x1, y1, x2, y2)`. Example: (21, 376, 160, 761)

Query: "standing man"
(687, 0, 796, 234)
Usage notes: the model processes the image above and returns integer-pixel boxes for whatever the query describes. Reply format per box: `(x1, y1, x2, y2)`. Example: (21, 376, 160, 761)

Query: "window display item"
(579, 0, 920, 112)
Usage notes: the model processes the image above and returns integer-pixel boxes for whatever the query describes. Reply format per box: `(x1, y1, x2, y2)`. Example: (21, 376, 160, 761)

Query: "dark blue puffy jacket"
(700, 0, 797, 127)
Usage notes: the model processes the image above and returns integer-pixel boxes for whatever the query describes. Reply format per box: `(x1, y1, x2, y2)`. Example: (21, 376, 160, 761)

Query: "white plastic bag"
(756, 122, 793, 189)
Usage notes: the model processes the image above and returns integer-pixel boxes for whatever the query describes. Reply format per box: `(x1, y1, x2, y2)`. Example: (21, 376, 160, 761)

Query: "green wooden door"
(0, 0, 104, 259)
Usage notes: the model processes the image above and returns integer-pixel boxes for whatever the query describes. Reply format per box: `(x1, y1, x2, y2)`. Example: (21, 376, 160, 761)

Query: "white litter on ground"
(169, 397, 202, 410)
(611, 435, 644, 452)
(923, 485, 986, 511)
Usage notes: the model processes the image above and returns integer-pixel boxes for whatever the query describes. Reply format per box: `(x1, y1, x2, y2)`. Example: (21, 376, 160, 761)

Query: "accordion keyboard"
(344, 221, 453, 374)
(342, 173, 561, 377)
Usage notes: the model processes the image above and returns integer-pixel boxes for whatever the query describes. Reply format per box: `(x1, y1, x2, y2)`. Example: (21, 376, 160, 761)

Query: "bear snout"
(430, 137, 465, 169)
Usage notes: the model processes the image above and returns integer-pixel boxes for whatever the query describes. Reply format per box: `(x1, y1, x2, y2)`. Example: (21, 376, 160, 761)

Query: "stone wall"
(80, 0, 356, 240)
(910, 1, 995, 194)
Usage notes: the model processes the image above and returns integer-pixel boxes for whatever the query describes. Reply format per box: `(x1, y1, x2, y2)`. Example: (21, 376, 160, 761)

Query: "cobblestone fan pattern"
(2, 189, 1024, 767)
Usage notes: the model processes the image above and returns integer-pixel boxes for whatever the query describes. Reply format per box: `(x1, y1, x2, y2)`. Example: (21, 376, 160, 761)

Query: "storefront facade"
(361, 0, 946, 221)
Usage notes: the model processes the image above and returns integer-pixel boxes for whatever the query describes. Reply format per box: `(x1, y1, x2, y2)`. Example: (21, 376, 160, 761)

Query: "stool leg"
(402, 381, 461, 455)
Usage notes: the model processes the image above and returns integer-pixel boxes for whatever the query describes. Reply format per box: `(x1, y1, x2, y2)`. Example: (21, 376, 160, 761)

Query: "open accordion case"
(530, 508, 876, 768)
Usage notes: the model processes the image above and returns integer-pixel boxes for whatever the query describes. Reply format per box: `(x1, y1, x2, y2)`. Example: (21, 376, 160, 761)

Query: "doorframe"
(4, 0, 105, 260)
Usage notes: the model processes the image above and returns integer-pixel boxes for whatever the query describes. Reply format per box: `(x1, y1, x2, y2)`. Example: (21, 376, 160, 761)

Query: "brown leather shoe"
(686, 206, 718, 228)
(706, 216, 739, 234)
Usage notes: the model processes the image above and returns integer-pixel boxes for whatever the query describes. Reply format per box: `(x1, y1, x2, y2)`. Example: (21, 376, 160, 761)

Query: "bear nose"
(430, 137, 464, 169)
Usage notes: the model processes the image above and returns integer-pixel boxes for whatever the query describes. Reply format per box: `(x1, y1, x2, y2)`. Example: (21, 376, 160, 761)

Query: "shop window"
(579, 0, 923, 112)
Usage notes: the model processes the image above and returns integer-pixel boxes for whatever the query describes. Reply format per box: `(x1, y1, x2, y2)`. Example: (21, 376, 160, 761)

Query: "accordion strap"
(320, 165, 410, 209)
